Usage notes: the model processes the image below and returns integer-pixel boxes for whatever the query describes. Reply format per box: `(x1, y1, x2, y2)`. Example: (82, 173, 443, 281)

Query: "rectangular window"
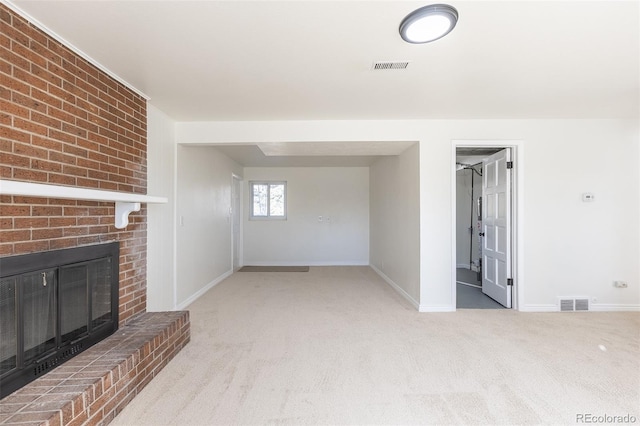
(250, 181, 286, 220)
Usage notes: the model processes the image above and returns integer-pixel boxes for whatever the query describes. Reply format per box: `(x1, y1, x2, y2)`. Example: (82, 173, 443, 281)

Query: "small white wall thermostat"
(582, 193, 595, 202)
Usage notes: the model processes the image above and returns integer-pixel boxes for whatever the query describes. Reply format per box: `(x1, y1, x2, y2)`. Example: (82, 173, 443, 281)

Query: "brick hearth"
(0, 311, 189, 426)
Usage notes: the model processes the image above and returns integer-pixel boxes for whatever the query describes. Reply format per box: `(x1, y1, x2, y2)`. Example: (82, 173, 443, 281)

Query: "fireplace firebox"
(0, 242, 119, 399)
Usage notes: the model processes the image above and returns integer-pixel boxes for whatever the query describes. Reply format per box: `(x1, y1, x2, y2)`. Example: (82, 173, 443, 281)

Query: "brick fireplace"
(0, 4, 148, 325)
(0, 4, 189, 424)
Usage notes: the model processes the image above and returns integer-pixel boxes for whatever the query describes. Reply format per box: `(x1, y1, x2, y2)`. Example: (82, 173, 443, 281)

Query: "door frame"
(451, 140, 525, 310)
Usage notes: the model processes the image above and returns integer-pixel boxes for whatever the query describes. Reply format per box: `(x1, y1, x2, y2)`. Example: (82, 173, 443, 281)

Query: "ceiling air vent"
(372, 61, 410, 70)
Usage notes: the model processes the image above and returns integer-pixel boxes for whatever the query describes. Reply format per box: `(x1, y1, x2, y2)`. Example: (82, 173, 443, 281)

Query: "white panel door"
(482, 149, 512, 308)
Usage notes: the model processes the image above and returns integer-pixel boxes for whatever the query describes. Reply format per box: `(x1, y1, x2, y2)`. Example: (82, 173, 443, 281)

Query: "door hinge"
(507, 278, 514, 286)
(506, 161, 513, 169)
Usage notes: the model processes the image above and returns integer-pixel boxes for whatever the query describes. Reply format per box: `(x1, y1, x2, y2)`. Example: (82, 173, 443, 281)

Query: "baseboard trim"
(418, 305, 456, 312)
(370, 265, 420, 311)
(243, 261, 369, 266)
(175, 269, 233, 310)
(589, 304, 640, 312)
(519, 304, 558, 312)
(457, 280, 481, 289)
(520, 303, 640, 312)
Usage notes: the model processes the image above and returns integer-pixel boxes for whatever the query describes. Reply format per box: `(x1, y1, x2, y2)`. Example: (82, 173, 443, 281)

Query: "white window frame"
(249, 181, 287, 220)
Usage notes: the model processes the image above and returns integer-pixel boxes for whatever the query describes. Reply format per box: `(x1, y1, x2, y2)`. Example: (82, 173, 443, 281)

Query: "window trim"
(249, 181, 287, 220)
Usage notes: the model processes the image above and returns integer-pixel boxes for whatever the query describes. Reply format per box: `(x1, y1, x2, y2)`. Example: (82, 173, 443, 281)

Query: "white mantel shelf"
(0, 179, 168, 229)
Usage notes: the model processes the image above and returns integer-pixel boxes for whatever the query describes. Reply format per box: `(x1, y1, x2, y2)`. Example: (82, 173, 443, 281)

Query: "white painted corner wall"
(242, 167, 369, 266)
(175, 146, 243, 309)
(147, 106, 247, 311)
(369, 143, 421, 307)
(146, 105, 176, 312)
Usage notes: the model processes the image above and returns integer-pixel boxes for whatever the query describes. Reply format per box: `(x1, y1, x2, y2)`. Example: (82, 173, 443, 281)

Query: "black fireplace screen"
(0, 242, 119, 399)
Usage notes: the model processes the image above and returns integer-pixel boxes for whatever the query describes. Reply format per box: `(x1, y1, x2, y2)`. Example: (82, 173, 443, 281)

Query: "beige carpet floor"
(112, 266, 640, 425)
(239, 266, 310, 272)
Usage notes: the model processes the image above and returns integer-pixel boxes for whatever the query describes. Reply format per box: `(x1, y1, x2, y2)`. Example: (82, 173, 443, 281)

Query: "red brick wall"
(0, 4, 148, 324)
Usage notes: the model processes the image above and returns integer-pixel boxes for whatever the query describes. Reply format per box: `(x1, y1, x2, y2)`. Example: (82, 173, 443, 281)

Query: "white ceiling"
(10, 0, 639, 123)
(194, 141, 416, 166)
(209, 145, 381, 167)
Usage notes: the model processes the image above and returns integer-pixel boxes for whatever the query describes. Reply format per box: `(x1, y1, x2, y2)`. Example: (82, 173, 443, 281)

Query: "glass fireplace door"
(0, 242, 119, 399)
(0, 277, 18, 376)
(59, 265, 89, 343)
(22, 270, 57, 366)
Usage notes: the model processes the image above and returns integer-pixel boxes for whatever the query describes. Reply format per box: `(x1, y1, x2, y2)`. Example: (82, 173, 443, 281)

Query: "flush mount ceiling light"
(399, 4, 458, 44)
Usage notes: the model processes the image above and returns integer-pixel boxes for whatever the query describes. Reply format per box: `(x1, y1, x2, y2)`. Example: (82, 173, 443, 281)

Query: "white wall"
(369, 143, 420, 305)
(242, 167, 369, 265)
(146, 104, 176, 311)
(520, 120, 639, 310)
(177, 118, 640, 312)
(175, 146, 243, 308)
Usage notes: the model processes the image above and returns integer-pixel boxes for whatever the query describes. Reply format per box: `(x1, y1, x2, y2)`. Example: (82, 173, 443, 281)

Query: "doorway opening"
(453, 142, 521, 310)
